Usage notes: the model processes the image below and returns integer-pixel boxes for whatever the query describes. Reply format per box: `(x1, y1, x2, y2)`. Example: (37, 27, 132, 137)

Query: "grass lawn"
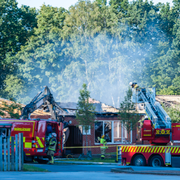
(57, 157, 116, 163)
(23, 164, 49, 172)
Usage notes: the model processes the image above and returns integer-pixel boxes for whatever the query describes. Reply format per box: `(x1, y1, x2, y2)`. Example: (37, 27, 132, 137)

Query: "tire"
(150, 155, 164, 167)
(133, 155, 146, 166)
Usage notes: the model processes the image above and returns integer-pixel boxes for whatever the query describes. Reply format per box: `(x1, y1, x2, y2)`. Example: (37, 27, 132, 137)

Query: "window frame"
(94, 120, 132, 144)
(79, 125, 91, 135)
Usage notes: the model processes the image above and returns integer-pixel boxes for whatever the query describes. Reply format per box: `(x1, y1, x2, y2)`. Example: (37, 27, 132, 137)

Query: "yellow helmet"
(102, 135, 105, 138)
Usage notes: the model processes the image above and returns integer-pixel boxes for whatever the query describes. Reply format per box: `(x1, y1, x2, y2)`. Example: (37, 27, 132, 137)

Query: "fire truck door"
(35, 121, 46, 151)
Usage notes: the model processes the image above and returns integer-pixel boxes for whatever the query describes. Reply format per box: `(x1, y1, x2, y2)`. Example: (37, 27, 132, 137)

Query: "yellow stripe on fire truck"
(121, 146, 180, 154)
(36, 136, 44, 148)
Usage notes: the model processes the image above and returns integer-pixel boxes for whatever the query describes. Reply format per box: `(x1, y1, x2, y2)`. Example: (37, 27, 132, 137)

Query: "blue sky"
(17, 0, 173, 9)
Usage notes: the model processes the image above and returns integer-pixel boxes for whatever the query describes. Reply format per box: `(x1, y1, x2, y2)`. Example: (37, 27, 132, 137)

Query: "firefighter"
(100, 135, 107, 159)
(47, 132, 57, 164)
(129, 82, 139, 89)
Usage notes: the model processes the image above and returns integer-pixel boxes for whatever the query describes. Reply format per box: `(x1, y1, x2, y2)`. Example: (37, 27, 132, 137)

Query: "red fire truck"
(117, 83, 180, 167)
(0, 86, 69, 163)
(0, 119, 64, 163)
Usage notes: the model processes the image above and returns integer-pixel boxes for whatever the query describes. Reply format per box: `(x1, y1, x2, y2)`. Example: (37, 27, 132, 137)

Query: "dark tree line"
(1, 0, 180, 107)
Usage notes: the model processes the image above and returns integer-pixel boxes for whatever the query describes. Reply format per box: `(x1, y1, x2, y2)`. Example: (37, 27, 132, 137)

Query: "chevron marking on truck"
(130, 146, 133, 152)
(136, 146, 140, 152)
(123, 146, 126, 152)
(154, 147, 158, 153)
(121, 146, 124, 152)
(123, 146, 127, 152)
(131, 146, 133, 152)
(142, 147, 146, 152)
(167, 147, 170, 153)
(133, 146, 136, 152)
(137, 146, 141, 152)
(171, 147, 173, 153)
(121, 146, 180, 154)
(134, 146, 137, 152)
(126, 146, 129, 152)
(128, 146, 132, 152)
(144, 147, 148, 153)
(175, 147, 179, 153)
(36, 136, 44, 148)
(151, 147, 155, 153)
(139, 147, 143, 152)
(160, 147, 164, 153)
(124, 146, 127, 152)
(156, 147, 160, 153)
(172, 147, 176, 153)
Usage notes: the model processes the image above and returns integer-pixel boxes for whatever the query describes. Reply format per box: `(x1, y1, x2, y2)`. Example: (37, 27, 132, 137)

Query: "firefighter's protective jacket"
(48, 137, 57, 151)
(100, 138, 107, 149)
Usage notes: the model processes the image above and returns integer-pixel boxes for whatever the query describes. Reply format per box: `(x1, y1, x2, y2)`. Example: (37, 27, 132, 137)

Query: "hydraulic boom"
(130, 82, 171, 145)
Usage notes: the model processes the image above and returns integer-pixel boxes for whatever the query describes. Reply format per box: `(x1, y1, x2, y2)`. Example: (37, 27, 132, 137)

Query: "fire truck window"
(47, 124, 53, 134)
(104, 121, 112, 142)
(95, 122, 103, 143)
(114, 121, 121, 143)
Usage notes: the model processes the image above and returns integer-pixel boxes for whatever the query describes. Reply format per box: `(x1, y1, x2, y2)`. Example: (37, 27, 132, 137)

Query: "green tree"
(95, 0, 107, 6)
(109, 0, 129, 16)
(4, 5, 67, 103)
(119, 88, 141, 142)
(4, 0, 180, 107)
(0, 0, 37, 98)
(76, 83, 95, 148)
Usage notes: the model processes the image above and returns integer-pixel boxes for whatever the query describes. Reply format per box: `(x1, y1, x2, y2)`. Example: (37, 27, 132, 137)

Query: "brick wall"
(31, 114, 142, 155)
(64, 115, 140, 154)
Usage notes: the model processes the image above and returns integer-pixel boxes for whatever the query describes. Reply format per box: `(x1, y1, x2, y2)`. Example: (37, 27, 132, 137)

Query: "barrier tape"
(64, 145, 118, 149)
(64, 144, 169, 149)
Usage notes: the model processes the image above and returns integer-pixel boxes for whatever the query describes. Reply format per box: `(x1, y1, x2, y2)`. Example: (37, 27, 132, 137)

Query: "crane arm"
(130, 84, 171, 129)
(21, 86, 65, 120)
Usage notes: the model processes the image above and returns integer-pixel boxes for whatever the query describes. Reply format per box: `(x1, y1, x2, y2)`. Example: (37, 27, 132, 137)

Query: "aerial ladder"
(116, 83, 180, 167)
(130, 82, 171, 144)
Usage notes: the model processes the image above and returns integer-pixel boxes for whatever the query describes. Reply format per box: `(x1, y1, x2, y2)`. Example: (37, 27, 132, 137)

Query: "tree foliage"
(76, 83, 95, 132)
(0, 0, 37, 98)
(0, 0, 180, 108)
(119, 88, 141, 141)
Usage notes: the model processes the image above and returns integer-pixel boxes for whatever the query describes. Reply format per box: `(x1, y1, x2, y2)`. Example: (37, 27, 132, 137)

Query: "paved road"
(32, 163, 180, 173)
(0, 171, 180, 180)
(0, 164, 180, 180)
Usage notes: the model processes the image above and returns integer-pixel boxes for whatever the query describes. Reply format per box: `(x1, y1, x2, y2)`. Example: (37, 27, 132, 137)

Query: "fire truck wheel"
(133, 155, 146, 166)
(150, 155, 164, 167)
